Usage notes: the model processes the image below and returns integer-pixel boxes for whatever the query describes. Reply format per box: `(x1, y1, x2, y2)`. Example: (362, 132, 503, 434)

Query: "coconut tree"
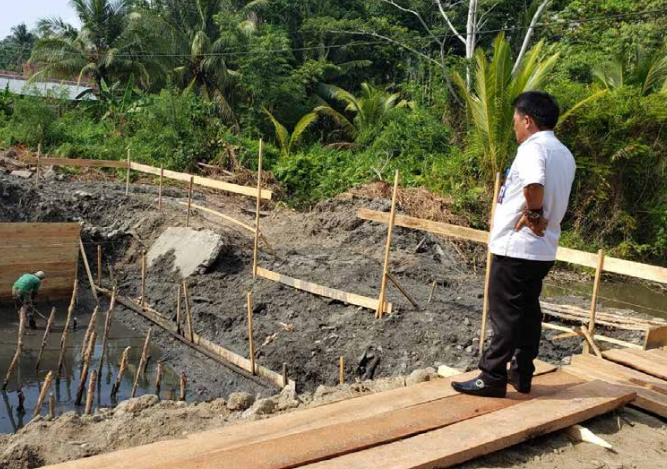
(29, 0, 157, 89)
(314, 82, 407, 141)
(592, 46, 667, 96)
(263, 108, 318, 158)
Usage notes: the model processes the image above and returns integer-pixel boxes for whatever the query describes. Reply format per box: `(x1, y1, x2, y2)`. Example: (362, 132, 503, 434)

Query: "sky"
(1, 0, 79, 39)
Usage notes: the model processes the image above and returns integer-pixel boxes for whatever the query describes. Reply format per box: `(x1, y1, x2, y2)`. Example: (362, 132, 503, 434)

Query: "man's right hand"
(515, 213, 548, 237)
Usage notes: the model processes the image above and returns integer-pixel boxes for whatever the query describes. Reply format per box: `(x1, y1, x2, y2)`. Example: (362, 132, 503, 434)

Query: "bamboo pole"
(97, 245, 102, 286)
(176, 285, 182, 336)
(141, 252, 147, 307)
(339, 356, 345, 385)
(75, 331, 97, 405)
(186, 176, 194, 227)
(79, 239, 99, 303)
(35, 307, 57, 370)
(3, 308, 26, 390)
(179, 372, 187, 401)
(57, 280, 78, 377)
(479, 172, 502, 356)
(155, 362, 163, 398)
(158, 165, 164, 210)
(97, 288, 116, 375)
(247, 293, 255, 375)
(585, 249, 606, 354)
(125, 149, 131, 196)
(252, 139, 264, 278)
(183, 281, 194, 343)
(111, 346, 130, 398)
(85, 370, 97, 415)
(49, 393, 55, 419)
(427, 281, 437, 304)
(376, 170, 400, 319)
(36, 143, 41, 184)
(33, 371, 54, 418)
(131, 327, 153, 398)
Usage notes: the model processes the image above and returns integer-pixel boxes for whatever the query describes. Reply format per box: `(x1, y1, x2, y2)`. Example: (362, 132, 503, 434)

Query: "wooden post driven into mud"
(125, 149, 131, 196)
(252, 139, 264, 278)
(35, 307, 57, 370)
(57, 280, 78, 377)
(79, 239, 99, 303)
(176, 285, 182, 336)
(85, 370, 98, 415)
(98, 288, 116, 375)
(479, 172, 502, 356)
(186, 176, 194, 227)
(282, 363, 288, 388)
(33, 371, 54, 418)
(131, 327, 153, 398)
(246, 293, 256, 375)
(141, 252, 147, 307)
(81, 306, 99, 363)
(155, 361, 163, 397)
(339, 356, 345, 385)
(584, 249, 606, 354)
(97, 245, 102, 286)
(35, 143, 41, 184)
(179, 372, 187, 401)
(111, 346, 130, 398)
(75, 331, 97, 406)
(376, 170, 400, 319)
(183, 281, 194, 343)
(158, 165, 164, 211)
(3, 308, 26, 390)
(49, 394, 56, 419)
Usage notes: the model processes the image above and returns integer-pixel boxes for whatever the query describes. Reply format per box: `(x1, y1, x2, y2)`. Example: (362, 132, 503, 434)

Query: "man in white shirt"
(452, 91, 576, 398)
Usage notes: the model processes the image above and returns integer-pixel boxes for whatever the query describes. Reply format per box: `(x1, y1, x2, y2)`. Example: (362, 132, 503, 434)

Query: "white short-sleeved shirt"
(489, 130, 576, 261)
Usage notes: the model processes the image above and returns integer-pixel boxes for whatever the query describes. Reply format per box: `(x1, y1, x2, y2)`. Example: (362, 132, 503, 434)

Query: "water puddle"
(0, 302, 183, 434)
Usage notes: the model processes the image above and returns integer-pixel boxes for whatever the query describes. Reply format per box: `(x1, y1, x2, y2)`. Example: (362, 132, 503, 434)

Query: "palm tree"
(264, 108, 318, 158)
(592, 46, 667, 96)
(29, 0, 157, 90)
(454, 33, 559, 178)
(314, 83, 408, 141)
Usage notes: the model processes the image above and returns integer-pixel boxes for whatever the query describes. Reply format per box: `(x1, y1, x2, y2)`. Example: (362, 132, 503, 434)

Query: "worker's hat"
(35, 271, 45, 279)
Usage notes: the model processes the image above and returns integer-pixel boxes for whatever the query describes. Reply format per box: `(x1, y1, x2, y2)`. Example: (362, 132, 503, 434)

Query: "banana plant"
(263, 108, 318, 158)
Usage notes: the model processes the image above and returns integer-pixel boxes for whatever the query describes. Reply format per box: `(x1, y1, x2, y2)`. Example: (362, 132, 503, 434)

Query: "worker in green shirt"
(12, 271, 45, 330)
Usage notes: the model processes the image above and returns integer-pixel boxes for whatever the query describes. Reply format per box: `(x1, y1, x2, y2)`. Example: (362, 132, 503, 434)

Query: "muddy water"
(0, 303, 183, 434)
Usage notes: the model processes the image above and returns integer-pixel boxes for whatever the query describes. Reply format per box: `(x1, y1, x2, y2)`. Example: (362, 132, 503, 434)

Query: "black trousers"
(479, 254, 554, 385)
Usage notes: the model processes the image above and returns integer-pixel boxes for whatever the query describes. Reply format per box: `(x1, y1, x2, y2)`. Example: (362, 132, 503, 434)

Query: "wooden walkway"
(45, 360, 635, 469)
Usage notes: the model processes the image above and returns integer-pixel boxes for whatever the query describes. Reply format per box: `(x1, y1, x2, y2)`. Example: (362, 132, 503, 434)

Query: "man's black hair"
(512, 91, 560, 130)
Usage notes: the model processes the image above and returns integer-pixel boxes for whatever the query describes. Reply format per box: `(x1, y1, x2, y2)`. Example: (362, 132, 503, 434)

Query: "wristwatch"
(525, 208, 544, 222)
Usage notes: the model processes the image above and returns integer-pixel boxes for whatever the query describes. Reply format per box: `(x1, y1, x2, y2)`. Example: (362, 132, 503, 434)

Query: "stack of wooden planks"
(45, 364, 634, 469)
(564, 348, 667, 418)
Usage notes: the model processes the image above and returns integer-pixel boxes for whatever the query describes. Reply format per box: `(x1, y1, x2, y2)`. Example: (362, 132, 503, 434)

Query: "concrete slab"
(147, 227, 224, 278)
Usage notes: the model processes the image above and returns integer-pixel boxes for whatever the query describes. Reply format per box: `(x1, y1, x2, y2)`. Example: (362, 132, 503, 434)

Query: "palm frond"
(263, 107, 290, 157)
(289, 112, 318, 154)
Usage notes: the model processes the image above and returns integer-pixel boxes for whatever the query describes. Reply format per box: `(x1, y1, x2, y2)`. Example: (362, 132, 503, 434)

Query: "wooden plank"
(22, 157, 128, 169)
(42, 366, 559, 469)
(0, 223, 81, 240)
(256, 267, 392, 314)
(154, 372, 581, 469)
(604, 256, 667, 285)
(572, 354, 667, 389)
(602, 349, 667, 380)
(300, 381, 633, 469)
(644, 325, 667, 350)
(0, 244, 79, 263)
(554, 247, 598, 269)
(130, 162, 273, 200)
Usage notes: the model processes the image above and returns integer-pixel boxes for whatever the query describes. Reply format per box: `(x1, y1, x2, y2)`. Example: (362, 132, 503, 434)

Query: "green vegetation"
(1, 0, 666, 264)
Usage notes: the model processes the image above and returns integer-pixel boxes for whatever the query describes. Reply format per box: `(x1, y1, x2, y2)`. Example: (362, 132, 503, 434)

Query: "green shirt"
(13, 274, 41, 294)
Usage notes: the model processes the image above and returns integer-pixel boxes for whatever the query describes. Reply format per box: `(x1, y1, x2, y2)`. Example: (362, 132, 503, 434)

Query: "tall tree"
(0, 23, 36, 71)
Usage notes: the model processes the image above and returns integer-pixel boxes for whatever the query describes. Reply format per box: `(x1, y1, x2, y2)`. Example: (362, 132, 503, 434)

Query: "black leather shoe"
(508, 371, 532, 394)
(451, 376, 506, 398)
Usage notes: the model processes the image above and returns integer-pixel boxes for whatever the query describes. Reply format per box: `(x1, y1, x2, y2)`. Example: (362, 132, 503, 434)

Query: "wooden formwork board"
(23, 157, 128, 168)
(256, 267, 393, 314)
(0, 223, 80, 301)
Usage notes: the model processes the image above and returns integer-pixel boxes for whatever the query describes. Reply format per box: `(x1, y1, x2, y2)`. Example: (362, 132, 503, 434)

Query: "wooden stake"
(79, 239, 99, 303)
(35, 307, 57, 370)
(428, 281, 437, 304)
(85, 370, 97, 415)
(97, 288, 116, 375)
(282, 363, 288, 388)
(36, 143, 41, 184)
(81, 306, 99, 363)
(33, 371, 54, 418)
(580, 326, 603, 358)
(17, 388, 25, 414)
(57, 280, 78, 377)
(131, 328, 153, 398)
(386, 272, 419, 309)
(376, 170, 400, 319)
(479, 172, 502, 355)
(186, 176, 194, 227)
(97, 245, 102, 286)
(158, 165, 164, 210)
(246, 293, 255, 375)
(125, 149, 131, 196)
(339, 356, 345, 385)
(179, 372, 187, 401)
(75, 331, 97, 405)
(49, 393, 55, 419)
(252, 139, 264, 278)
(155, 361, 163, 398)
(111, 346, 130, 398)
(141, 252, 147, 307)
(585, 249, 606, 354)
(176, 285, 182, 336)
(3, 308, 26, 390)
(183, 281, 194, 343)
